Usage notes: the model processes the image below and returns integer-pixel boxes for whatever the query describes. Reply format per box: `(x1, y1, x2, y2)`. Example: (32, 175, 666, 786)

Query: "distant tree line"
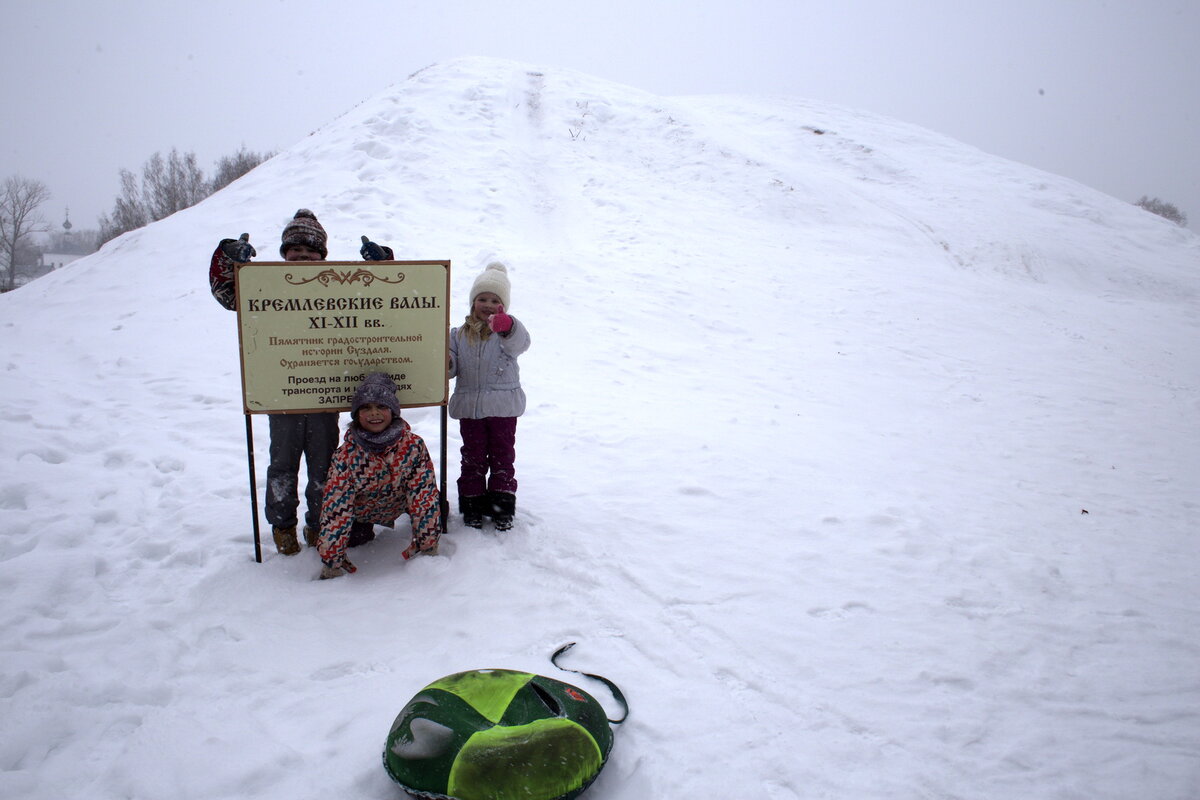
(1134, 196, 1187, 228)
(1, 145, 273, 291)
(45, 228, 100, 255)
(99, 146, 274, 244)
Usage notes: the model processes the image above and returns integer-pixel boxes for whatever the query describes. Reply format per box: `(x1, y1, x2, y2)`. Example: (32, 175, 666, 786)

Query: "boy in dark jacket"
(208, 209, 394, 555)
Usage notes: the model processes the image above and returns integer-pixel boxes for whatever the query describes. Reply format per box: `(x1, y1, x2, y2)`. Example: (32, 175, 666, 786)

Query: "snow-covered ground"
(2, 56, 1198, 799)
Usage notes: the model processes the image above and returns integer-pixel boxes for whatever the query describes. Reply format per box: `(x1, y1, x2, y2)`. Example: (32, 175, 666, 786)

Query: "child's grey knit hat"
(351, 372, 401, 418)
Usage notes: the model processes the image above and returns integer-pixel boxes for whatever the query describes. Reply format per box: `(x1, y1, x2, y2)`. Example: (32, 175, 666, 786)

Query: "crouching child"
(317, 373, 442, 579)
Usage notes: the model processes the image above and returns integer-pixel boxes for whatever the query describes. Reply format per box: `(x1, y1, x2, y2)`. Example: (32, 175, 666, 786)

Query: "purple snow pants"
(457, 416, 518, 498)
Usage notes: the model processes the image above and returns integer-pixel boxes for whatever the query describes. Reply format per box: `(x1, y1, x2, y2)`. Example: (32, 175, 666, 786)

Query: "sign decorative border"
(284, 268, 407, 287)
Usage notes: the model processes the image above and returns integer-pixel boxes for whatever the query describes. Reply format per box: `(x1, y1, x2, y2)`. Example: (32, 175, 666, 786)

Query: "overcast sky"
(3, 0, 1196, 232)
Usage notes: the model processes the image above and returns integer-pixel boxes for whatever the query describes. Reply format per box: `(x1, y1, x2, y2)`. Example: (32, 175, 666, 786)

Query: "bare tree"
(142, 149, 207, 220)
(98, 168, 149, 244)
(210, 146, 274, 193)
(0, 176, 52, 292)
(99, 149, 204, 244)
(99, 146, 272, 244)
(1135, 196, 1188, 227)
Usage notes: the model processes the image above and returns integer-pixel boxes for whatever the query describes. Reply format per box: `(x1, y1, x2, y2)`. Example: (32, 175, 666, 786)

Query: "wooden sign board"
(235, 261, 450, 414)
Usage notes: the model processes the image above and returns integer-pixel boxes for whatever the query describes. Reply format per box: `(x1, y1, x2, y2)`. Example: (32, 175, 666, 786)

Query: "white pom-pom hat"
(469, 261, 512, 309)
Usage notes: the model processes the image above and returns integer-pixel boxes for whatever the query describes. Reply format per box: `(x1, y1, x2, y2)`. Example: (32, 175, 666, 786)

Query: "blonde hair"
(460, 314, 493, 344)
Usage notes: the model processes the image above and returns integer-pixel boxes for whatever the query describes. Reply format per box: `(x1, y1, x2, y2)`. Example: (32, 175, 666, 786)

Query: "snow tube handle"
(550, 642, 629, 724)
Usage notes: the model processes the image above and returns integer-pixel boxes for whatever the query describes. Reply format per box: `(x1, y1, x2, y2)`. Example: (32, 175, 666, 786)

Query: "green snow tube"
(383, 644, 627, 800)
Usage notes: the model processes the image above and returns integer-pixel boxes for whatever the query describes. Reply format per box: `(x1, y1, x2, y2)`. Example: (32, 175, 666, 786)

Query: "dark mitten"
(360, 235, 394, 261)
(219, 233, 256, 263)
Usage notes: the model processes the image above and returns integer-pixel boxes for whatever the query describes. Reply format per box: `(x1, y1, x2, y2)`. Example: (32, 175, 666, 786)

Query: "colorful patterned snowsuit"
(317, 421, 441, 568)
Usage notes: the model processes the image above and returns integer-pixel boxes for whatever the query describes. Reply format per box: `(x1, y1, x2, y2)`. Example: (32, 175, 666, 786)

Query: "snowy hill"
(2, 56, 1198, 799)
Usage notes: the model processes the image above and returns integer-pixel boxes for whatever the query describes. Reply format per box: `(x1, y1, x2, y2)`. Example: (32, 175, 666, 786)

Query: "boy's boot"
(489, 491, 516, 531)
(347, 520, 376, 547)
(303, 525, 320, 548)
(460, 495, 485, 529)
(272, 525, 301, 555)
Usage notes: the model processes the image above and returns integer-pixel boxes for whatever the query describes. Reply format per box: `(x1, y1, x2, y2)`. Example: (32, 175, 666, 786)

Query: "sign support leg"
(245, 413, 263, 563)
(439, 405, 450, 533)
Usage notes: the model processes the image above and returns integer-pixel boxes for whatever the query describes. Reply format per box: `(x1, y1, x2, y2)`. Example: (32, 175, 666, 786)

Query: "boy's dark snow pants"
(265, 412, 340, 530)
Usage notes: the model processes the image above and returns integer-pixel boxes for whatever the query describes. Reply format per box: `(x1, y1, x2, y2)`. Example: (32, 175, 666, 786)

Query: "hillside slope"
(2, 56, 1198, 800)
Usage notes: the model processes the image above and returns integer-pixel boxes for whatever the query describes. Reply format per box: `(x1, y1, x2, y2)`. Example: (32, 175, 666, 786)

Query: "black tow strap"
(550, 642, 629, 724)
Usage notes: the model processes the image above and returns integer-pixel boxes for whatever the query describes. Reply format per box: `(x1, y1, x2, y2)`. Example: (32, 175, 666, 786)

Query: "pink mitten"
(488, 306, 513, 334)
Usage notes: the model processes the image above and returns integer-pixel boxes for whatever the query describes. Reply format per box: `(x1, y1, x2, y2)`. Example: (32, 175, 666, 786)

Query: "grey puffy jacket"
(448, 318, 530, 419)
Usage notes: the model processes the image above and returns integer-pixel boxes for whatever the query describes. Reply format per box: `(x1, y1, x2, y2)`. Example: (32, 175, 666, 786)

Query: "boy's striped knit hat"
(279, 208, 328, 259)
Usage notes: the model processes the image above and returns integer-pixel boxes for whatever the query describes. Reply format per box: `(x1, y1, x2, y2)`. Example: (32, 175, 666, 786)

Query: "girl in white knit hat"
(448, 261, 531, 530)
